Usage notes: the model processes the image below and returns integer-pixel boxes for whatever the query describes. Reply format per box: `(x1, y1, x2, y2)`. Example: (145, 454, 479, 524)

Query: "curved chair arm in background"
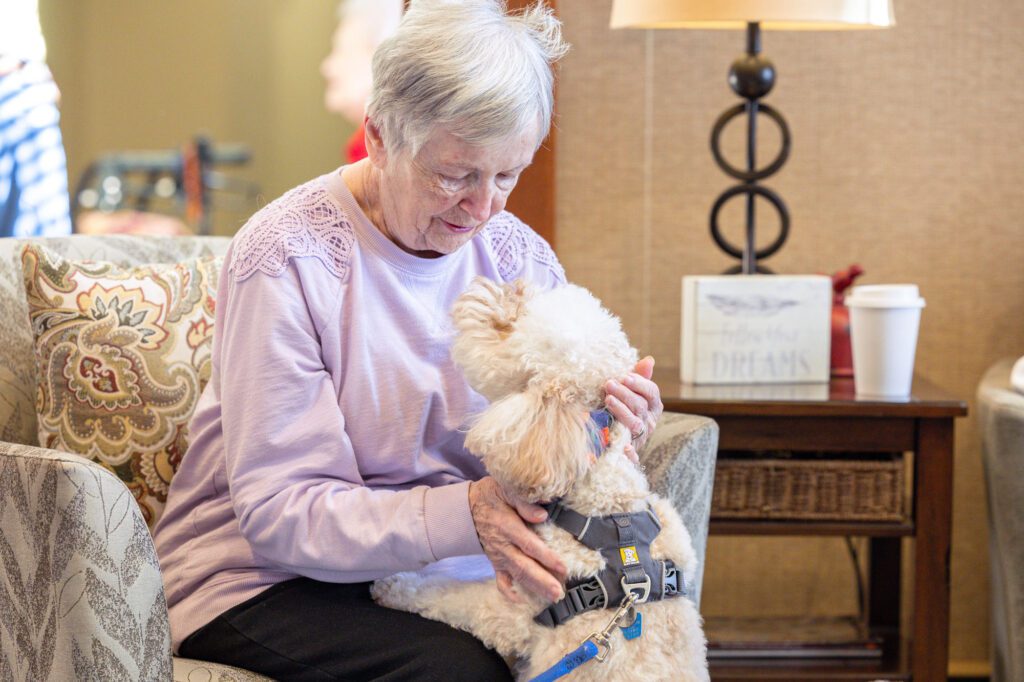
(640, 412, 719, 607)
(978, 358, 1024, 682)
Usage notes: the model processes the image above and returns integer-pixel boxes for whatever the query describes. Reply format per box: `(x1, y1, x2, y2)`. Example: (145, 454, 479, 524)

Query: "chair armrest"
(0, 441, 172, 681)
(977, 359, 1024, 682)
(640, 412, 719, 607)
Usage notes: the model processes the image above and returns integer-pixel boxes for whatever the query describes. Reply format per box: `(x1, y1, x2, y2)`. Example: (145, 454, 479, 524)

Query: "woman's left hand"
(604, 356, 663, 462)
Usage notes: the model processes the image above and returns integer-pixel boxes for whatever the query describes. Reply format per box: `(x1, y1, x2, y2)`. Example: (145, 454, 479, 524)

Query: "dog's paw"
(369, 572, 415, 610)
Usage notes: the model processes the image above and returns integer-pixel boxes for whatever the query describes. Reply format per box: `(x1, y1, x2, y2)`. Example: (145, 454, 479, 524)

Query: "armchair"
(978, 357, 1024, 682)
(0, 234, 718, 680)
(0, 234, 268, 681)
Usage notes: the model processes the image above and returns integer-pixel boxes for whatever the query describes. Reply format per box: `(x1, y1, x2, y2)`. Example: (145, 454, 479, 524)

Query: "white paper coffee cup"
(845, 285, 926, 398)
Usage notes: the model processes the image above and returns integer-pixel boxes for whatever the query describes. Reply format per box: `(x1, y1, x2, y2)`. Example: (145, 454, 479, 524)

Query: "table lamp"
(610, 0, 894, 274)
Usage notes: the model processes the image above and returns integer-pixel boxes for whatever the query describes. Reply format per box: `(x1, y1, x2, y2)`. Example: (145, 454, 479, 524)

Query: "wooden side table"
(655, 369, 967, 681)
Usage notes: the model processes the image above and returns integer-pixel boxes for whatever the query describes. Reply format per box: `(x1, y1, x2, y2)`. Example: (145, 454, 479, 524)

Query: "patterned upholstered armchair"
(0, 234, 718, 681)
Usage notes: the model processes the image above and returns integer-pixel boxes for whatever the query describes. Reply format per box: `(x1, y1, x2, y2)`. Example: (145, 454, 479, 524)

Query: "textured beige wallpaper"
(558, 0, 1024, 665)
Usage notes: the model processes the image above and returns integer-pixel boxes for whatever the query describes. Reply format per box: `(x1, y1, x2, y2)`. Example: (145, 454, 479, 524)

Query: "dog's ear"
(464, 387, 590, 502)
(451, 277, 532, 400)
(452, 276, 529, 340)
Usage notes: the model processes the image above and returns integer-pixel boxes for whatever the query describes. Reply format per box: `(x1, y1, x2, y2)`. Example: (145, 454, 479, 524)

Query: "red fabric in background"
(346, 122, 368, 163)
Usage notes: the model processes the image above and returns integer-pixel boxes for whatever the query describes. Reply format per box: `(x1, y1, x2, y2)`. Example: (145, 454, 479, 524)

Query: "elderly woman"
(155, 1, 663, 679)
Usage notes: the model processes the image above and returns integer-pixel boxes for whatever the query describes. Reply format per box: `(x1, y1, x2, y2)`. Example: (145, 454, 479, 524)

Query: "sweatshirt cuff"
(423, 481, 483, 560)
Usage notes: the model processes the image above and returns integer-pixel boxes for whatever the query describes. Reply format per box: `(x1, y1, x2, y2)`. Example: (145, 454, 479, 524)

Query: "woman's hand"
(468, 477, 567, 604)
(604, 356, 664, 462)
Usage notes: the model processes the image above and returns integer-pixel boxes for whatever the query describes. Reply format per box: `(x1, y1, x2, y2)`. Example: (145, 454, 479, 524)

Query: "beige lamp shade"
(610, 0, 895, 30)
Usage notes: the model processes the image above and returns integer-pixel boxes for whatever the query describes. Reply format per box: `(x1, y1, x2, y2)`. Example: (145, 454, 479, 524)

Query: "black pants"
(179, 578, 513, 681)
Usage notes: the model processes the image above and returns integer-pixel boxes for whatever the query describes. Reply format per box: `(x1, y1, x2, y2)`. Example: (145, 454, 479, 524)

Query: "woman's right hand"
(468, 477, 567, 604)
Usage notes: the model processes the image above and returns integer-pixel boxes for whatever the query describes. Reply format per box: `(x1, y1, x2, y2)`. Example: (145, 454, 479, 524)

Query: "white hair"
(366, 0, 569, 158)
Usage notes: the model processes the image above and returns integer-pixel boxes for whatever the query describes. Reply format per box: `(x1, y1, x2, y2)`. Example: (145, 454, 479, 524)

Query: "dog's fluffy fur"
(372, 278, 708, 681)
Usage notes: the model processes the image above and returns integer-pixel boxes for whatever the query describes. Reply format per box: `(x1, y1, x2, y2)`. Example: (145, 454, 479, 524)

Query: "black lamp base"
(709, 22, 791, 275)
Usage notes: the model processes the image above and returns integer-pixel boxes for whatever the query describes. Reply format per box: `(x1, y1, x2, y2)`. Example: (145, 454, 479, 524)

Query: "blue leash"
(528, 640, 601, 682)
(527, 594, 644, 681)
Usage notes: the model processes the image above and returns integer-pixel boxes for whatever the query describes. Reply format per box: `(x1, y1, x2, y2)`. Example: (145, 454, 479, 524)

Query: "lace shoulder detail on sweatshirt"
(480, 212, 565, 283)
(230, 179, 354, 282)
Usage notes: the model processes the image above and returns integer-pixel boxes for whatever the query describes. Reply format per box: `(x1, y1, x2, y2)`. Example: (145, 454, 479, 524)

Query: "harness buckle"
(662, 561, 684, 598)
(620, 573, 652, 604)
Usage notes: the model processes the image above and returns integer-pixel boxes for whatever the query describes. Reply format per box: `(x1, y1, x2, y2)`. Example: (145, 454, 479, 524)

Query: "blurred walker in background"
(73, 136, 255, 236)
(321, 0, 404, 163)
(0, 0, 73, 238)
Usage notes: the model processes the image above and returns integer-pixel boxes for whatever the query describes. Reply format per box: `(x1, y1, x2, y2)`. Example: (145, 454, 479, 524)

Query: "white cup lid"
(845, 284, 926, 308)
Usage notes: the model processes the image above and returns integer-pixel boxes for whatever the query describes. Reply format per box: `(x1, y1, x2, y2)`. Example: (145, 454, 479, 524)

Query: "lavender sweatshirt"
(154, 168, 566, 651)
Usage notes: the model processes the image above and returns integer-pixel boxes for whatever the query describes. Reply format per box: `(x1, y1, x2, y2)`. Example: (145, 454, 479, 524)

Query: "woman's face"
(373, 124, 539, 258)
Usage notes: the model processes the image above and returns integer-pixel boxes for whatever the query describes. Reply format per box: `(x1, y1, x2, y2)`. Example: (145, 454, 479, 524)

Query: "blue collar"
(587, 409, 614, 458)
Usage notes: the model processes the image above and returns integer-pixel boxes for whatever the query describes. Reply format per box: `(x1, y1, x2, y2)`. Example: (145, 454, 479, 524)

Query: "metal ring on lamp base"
(710, 103, 791, 183)
(709, 184, 790, 271)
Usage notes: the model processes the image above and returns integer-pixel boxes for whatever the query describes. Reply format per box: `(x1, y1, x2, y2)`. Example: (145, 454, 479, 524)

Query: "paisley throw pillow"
(21, 244, 221, 527)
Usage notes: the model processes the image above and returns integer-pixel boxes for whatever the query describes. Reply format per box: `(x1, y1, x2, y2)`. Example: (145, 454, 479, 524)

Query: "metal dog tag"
(620, 612, 643, 641)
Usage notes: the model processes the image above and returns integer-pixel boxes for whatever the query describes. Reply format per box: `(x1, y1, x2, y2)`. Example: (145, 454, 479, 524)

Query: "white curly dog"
(372, 277, 708, 681)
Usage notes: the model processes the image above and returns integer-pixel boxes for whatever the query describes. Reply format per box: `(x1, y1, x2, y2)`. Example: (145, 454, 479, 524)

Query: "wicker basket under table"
(711, 452, 906, 522)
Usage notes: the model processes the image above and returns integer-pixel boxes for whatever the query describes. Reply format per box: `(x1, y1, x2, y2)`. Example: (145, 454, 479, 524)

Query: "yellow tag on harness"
(619, 546, 640, 566)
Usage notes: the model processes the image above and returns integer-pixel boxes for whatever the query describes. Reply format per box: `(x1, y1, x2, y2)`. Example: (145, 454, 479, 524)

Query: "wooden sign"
(681, 275, 832, 385)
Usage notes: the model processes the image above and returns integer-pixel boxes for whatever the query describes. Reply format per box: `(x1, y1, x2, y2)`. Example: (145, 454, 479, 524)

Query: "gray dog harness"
(533, 500, 686, 628)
